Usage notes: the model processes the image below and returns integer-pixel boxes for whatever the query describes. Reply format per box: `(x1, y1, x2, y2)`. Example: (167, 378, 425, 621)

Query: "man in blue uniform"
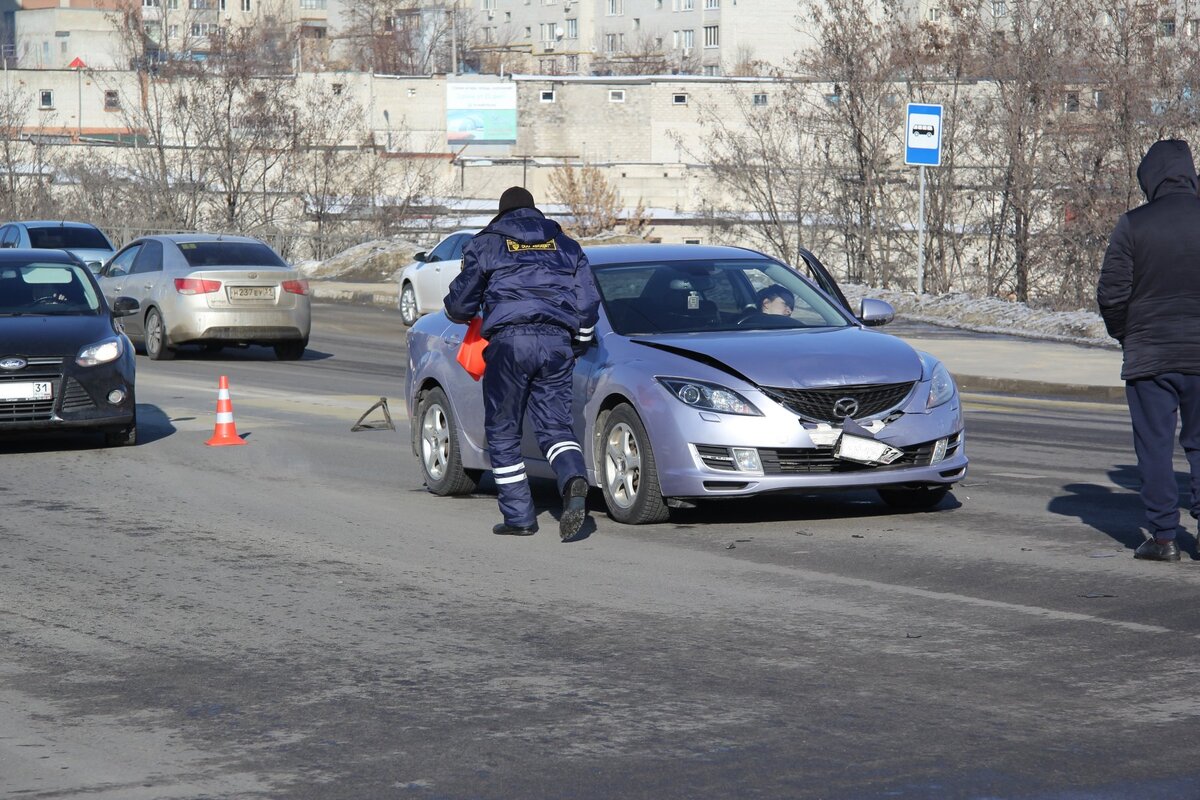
(444, 186, 601, 542)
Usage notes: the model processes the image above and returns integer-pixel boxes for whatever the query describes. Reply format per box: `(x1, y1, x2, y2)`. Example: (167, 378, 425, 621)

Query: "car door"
(796, 247, 853, 317)
(414, 235, 459, 313)
(96, 243, 142, 307)
(125, 242, 165, 339)
(434, 234, 473, 306)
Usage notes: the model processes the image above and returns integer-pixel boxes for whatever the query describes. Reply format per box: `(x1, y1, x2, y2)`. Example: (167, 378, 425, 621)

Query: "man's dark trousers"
(1126, 372, 1200, 539)
(483, 323, 587, 528)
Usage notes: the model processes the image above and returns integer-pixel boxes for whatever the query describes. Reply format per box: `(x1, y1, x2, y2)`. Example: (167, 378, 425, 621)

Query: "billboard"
(446, 83, 518, 145)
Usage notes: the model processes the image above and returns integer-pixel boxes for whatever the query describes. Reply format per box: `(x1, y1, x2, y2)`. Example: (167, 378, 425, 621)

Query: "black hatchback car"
(0, 250, 139, 446)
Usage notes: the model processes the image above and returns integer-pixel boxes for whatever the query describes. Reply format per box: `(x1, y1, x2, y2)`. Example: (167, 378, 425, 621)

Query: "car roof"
(142, 233, 268, 245)
(0, 248, 81, 264)
(6, 220, 104, 230)
(583, 243, 775, 266)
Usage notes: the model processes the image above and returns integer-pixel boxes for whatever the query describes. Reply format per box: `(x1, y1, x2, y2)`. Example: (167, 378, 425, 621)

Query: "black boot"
(1134, 538, 1180, 561)
(494, 521, 538, 536)
(560, 477, 589, 542)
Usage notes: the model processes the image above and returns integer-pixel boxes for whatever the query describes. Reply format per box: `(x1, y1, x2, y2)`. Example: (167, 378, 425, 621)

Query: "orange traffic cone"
(205, 375, 246, 447)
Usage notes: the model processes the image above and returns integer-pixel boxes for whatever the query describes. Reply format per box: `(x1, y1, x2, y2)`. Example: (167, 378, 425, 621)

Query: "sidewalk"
(311, 281, 1127, 403)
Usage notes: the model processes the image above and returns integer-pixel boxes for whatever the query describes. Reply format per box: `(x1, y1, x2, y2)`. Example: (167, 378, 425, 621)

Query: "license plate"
(0, 381, 53, 401)
(834, 433, 903, 465)
(228, 286, 275, 301)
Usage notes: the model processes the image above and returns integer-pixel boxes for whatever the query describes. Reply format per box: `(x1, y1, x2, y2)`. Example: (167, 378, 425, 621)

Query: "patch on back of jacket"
(505, 239, 557, 252)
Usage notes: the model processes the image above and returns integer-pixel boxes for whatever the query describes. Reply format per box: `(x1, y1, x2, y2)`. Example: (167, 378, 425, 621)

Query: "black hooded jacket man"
(1098, 139, 1200, 561)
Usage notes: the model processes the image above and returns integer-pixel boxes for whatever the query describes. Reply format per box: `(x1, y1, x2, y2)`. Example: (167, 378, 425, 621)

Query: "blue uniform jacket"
(444, 208, 601, 344)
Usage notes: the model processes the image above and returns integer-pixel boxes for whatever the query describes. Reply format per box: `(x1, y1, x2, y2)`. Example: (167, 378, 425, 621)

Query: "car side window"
(428, 237, 458, 263)
(449, 235, 469, 261)
(129, 241, 163, 274)
(104, 245, 142, 278)
(1, 226, 18, 248)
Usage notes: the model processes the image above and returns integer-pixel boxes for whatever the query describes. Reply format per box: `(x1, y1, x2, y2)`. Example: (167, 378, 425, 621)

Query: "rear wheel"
(878, 485, 950, 511)
(399, 283, 419, 327)
(274, 340, 307, 360)
(145, 309, 175, 361)
(599, 403, 669, 524)
(417, 386, 479, 496)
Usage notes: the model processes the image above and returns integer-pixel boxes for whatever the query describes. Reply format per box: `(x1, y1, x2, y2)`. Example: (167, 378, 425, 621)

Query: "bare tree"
(548, 164, 624, 236)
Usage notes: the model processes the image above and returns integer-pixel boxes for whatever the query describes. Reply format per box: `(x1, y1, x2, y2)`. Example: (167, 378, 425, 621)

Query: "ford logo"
(832, 397, 859, 418)
(0, 357, 26, 371)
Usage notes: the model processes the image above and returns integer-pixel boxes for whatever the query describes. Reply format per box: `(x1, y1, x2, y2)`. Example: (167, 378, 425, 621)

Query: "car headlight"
(76, 336, 123, 367)
(926, 361, 957, 408)
(657, 377, 762, 416)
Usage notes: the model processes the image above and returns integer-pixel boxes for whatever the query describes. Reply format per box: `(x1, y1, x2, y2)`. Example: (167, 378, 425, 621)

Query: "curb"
(311, 283, 397, 309)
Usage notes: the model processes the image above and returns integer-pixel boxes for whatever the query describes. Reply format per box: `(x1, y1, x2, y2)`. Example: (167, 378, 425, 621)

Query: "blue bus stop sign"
(905, 103, 943, 167)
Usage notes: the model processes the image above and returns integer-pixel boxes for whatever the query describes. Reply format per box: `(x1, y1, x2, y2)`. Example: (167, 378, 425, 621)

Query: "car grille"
(697, 433, 962, 475)
(0, 357, 63, 423)
(60, 378, 95, 412)
(762, 381, 916, 423)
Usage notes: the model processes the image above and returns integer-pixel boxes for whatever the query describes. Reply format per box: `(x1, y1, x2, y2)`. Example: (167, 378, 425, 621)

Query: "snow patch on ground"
(841, 284, 1117, 350)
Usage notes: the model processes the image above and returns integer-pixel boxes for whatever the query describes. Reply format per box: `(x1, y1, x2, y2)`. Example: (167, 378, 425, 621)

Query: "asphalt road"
(2, 304, 1199, 800)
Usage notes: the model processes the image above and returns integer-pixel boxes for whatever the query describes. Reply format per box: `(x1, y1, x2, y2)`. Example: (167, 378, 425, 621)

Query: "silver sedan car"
(96, 234, 311, 360)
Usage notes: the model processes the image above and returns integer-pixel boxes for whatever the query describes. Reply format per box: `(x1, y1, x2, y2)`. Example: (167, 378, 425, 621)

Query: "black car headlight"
(657, 377, 762, 416)
(76, 336, 123, 367)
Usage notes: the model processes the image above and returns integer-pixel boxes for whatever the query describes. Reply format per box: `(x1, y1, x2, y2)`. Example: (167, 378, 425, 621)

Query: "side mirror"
(413, 251, 428, 263)
(859, 298, 894, 327)
(111, 296, 140, 318)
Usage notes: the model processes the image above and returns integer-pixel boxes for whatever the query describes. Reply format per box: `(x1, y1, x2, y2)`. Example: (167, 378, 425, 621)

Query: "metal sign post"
(905, 103, 943, 296)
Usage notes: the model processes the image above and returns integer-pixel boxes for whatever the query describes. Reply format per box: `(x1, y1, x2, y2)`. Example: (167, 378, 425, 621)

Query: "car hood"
(628, 327, 924, 389)
(0, 314, 113, 357)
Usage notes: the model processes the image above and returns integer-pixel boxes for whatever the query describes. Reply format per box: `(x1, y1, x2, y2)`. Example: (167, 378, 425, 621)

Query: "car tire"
(145, 309, 175, 361)
(274, 341, 306, 360)
(399, 282, 419, 327)
(417, 386, 479, 496)
(598, 403, 670, 524)
(877, 485, 950, 511)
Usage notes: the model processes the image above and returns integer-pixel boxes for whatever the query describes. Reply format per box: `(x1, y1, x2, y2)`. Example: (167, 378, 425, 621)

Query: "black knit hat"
(497, 186, 536, 215)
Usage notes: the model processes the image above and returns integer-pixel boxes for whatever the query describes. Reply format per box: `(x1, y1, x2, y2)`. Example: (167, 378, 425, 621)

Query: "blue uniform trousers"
(482, 324, 586, 527)
(1126, 373, 1200, 540)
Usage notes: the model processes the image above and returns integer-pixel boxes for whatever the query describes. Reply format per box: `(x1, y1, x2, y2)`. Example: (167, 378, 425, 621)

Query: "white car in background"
(397, 230, 479, 326)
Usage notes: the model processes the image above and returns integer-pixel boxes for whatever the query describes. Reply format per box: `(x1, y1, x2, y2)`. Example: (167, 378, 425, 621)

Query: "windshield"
(0, 263, 101, 315)
(177, 241, 287, 268)
(28, 226, 112, 250)
(593, 258, 852, 335)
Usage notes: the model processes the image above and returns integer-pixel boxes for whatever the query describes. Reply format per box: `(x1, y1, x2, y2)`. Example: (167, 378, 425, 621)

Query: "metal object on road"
(352, 397, 395, 432)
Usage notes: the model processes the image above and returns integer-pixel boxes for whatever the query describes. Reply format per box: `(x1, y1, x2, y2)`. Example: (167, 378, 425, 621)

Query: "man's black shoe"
(1134, 538, 1180, 561)
(494, 522, 538, 536)
(560, 477, 589, 542)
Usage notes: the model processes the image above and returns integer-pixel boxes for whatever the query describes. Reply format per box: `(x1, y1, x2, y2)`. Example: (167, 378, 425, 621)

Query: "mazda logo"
(0, 357, 26, 371)
(832, 397, 859, 418)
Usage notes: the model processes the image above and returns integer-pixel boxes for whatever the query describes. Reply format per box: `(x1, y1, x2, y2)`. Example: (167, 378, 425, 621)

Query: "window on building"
(300, 0, 326, 7)
(992, 1, 1007, 16)
(1064, 91, 1080, 112)
(633, 17, 640, 29)
(484, 26, 496, 42)
(1159, 18, 1176, 36)
(39, 90, 53, 109)
(655, 0, 662, 7)
(541, 89, 556, 102)
(505, 11, 512, 20)
(189, 0, 211, 8)
(566, 54, 579, 71)
(241, 0, 250, 10)
(927, 6, 940, 21)
(609, 89, 625, 102)
(104, 90, 120, 110)
(705, 0, 719, 8)
(60, 40, 67, 56)
(704, 25, 719, 46)
(605, 33, 618, 51)
(142, 0, 159, 6)
(566, 18, 577, 37)
(681, 28, 694, 48)
(703, 64, 719, 75)
(167, 24, 179, 37)
(672, 93, 687, 104)
(606, 0, 622, 15)
(167, 0, 178, 7)
(1189, 18, 1200, 37)
(1094, 89, 1107, 111)
(524, 26, 531, 37)
(681, 0, 694, 9)
(191, 21, 217, 35)
(332, 83, 344, 95)
(752, 92, 767, 106)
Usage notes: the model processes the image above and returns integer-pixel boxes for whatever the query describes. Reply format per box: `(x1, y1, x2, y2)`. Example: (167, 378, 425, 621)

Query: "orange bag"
(456, 317, 488, 381)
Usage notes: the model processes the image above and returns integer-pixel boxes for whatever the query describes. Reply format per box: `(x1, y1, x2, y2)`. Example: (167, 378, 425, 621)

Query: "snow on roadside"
(841, 284, 1117, 350)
